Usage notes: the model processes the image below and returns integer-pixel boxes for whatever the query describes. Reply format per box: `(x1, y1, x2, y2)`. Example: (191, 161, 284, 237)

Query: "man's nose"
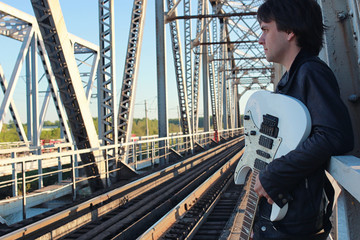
(258, 33, 265, 45)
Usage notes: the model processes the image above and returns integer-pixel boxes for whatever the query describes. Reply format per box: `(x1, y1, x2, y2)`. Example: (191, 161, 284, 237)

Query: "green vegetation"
(0, 118, 187, 142)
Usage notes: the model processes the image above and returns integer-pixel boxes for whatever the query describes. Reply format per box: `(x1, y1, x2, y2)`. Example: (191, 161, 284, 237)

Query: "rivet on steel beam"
(337, 12, 348, 21)
(348, 94, 359, 103)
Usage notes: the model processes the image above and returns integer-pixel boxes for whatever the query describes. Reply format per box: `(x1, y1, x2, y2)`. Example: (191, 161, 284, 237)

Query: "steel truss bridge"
(0, 0, 359, 239)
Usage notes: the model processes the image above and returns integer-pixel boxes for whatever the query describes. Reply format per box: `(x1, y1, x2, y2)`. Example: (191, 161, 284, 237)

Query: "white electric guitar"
(234, 90, 311, 240)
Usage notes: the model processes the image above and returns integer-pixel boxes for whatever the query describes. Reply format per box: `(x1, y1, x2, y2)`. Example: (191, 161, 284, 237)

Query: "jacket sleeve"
(260, 62, 354, 207)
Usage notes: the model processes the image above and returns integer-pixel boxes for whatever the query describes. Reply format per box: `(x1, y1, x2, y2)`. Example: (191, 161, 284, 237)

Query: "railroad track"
(139, 147, 245, 240)
(0, 137, 244, 240)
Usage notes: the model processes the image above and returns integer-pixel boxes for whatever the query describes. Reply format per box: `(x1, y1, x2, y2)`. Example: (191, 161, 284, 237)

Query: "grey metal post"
(22, 161, 26, 220)
(31, 34, 39, 147)
(71, 155, 76, 201)
(133, 142, 137, 170)
(202, 7, 209, 133)
(156, 0, 168, 165)
(11, 152, 17, 197)
(151, 141, 155, 168)
(139, 137, 142, 161)
(145, 101, 149, 137)
(222, 47, 228, 130)
(37, 148, 43, 189)
(57, 147, 62, 183)
(26, 46, 32, 142)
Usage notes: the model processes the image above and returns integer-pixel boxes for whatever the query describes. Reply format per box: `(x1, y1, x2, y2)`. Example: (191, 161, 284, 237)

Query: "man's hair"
(257, 0, 325, 55)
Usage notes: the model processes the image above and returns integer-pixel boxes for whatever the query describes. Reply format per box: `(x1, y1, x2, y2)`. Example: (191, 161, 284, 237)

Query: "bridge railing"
(0, 128, 242, 224)
(126, 128, 243, 170)
(327, 155, 360, 240)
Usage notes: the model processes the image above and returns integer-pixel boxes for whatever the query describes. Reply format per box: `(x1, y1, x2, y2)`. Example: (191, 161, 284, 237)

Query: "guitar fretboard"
(239, 159, 267, 240)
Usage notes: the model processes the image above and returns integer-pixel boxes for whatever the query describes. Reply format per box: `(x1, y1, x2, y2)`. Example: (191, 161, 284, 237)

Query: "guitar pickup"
(259, 135, 273, 149)
(260, 114, 279, 138)
(254, 158, 268, 171)
(256, 149, 271, 159)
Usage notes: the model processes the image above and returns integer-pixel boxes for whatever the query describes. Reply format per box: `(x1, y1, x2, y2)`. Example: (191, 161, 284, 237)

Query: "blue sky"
(0, 0, 186, 122)
(0, 0, 260, 125)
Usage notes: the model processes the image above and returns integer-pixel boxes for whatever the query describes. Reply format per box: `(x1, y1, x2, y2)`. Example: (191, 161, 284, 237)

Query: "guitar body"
(234, 90, 311, 238)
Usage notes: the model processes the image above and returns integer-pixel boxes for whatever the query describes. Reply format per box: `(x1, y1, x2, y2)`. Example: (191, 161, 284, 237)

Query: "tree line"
(0, 118, 205, 142)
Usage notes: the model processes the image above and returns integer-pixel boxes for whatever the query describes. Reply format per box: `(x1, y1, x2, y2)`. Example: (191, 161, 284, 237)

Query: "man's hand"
(254, 174, 274, 204)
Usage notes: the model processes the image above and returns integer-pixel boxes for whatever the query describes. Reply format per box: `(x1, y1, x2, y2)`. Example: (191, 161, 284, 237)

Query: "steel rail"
(83, 141, 242, 240)
(139, 145, 244, 240)
(0, 137, 243, 239)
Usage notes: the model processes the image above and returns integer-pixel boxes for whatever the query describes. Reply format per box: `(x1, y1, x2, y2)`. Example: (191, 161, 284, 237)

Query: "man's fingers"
(267, 197, 274, 204)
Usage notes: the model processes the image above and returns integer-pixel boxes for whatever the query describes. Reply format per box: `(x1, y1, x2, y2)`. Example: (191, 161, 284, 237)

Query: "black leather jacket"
(255, 49, 354, 238)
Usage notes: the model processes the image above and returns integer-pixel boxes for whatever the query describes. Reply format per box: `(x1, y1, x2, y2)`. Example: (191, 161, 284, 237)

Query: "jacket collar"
(277, 49, 317, 93)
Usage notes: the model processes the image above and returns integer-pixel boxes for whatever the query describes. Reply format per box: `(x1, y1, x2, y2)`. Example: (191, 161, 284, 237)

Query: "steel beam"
(0, 28, 33, 133)
(202, 2, 210, 133)
(156, 0, 168, 165)
(192, 0, 204, 134)
(166, 0, 193, 140)
(118, 0, 147, 146)
(31, 0, 104, 192)
(320, 0, 360, 157)
(116, 0, 147, 176)
(0, 66, 28, 143)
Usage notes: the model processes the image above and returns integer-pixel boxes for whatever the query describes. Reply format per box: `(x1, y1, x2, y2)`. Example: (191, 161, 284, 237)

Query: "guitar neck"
(240, 167, 261, 240)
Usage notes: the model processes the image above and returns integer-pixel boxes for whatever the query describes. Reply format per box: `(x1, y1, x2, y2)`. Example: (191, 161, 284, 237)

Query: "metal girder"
(98, 0, 117, 149)
(118, 0, 147, 148)
(0, 27, 33, 135)
(206, 24, 219, 137)
(166, 0, 193, 142)
(166, 11, 257, 21)
(319, 0, 360, 157)
(218, 21, 225, 129)
(184, 0, 193, 135)
(216, 0, 273, 91)
(0, 2, 98, 147)
(0, 66, 28, 143)
(192, 0, 204, 134)
(156, 0, 168, 165)
(99, 0, 137, 181)
(31, 0, 104, 192)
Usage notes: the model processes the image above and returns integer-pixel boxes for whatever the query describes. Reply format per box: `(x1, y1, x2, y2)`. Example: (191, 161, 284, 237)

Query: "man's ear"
(287, 32, 295, 41)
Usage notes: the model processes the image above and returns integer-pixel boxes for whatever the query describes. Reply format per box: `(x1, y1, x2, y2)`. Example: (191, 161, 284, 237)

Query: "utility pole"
(145, 100, 149, 136)
(177, 107, 181, 134)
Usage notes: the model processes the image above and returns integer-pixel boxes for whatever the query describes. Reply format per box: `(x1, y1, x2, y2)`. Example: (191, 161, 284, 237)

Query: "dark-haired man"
(253, 0, 354, 239)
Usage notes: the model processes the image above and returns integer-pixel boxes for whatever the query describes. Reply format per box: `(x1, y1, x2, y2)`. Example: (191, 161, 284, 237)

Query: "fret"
(248, 195, 258, 203)
(244, 211, 253, 219)
(240, 230, 250, 240)
(242, 225, 250, 234)
(249, 191, 258, 198)
(245, 205, 256, 212)
(242, 221, 251, 229)
(243, 218, 252, 225)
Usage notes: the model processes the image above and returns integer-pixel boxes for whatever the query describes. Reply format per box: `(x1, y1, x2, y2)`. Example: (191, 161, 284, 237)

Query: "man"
(253, 0, 354, 239)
